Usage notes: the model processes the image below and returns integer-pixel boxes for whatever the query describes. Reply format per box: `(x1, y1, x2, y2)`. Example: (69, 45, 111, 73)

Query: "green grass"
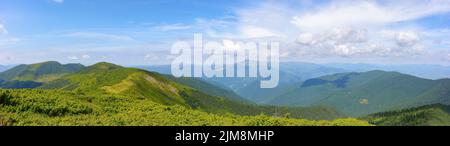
(37, 62, 345, 120)
(0, 89, 370, 126)
(0, 61, 84, 83)
(0, 62, 353, 126)
(364, 104, 450, 126)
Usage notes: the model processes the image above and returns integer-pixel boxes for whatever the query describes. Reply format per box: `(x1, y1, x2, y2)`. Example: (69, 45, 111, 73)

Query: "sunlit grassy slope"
(0, 89, 370, 126)
(35, 62, 343, 120)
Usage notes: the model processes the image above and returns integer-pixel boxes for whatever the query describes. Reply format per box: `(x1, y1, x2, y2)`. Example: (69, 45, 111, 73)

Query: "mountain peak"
(0, 61, 85, 82)
(88, 62, 123, 70)
(37, 61, 61, 65)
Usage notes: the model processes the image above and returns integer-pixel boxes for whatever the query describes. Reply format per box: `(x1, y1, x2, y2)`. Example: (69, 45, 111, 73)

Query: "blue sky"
(0, 0, 449, 65)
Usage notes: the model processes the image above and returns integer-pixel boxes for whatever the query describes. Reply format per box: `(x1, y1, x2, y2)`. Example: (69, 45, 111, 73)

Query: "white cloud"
(64, 32, 134, 41)
(296, 33, 317, 46)
(68, 54, 90, 60)
(153, 23, 191, 31)
(67, 56, 79, 60)
(240, 25, 282, 38)
(52, 0, 64, 4)
(285, 0, 449, 59)
(395, 31, 420, 47)
(0, 24, 7, 35)
(191, 17, 239, 38)
(298, 27, 368, 45)
(144, 54, 160, 60)
(168, 0, 449, 64)
(291, 0, 450, 30)
(81, 54, 90, 59)
(234, 2, 297, 38)
(190, 2, 296, 39)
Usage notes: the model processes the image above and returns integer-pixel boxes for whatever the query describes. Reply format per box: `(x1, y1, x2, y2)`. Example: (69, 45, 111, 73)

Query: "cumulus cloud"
(176, 0, 450, 64)
(43, 0, 446, 64)
(284, 0, 449, 59)
(297, 27, 368, 45)
(296, 33, 316, 46)
(291, 0, 450, 30)
(395, 31, 420, 47)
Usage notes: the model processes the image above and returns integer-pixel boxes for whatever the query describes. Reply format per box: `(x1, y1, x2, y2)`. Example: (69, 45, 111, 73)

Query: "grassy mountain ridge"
(0, 89, 369, 126)
(0, 61, 84, 83)
(37, 62, 343, 120)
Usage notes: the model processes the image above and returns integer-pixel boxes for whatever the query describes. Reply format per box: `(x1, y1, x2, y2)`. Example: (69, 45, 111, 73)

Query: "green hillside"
(0, 89, 370, 126)
(37, 62, 343, 120)
(365, 104, 450, 126)
(268, 71, 450, 117)
(0, 61, 84, 83)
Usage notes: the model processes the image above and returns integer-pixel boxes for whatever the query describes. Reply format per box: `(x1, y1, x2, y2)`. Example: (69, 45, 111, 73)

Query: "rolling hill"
(36, 62, 343, 120)
(365, 104, 450, 126)
(0, 89, 369, 126)
(0, 61, 84, 83)
(268, 71, 450, 117)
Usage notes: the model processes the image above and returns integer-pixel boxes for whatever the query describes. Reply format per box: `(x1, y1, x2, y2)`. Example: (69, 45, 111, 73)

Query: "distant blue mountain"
(326, 63, 450, 80)
(0, 65, 13, 72)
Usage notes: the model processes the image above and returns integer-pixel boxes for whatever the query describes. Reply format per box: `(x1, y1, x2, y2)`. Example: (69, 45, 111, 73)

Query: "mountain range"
(327, 63, 450, 80)
(138, 62, 346, 103)
(138, 62, 450, 104)
(267, 71, 450, 116)
(138, 62, 450, 118)
(1, 61, 450, 125)
(0, 61, 344, 120)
